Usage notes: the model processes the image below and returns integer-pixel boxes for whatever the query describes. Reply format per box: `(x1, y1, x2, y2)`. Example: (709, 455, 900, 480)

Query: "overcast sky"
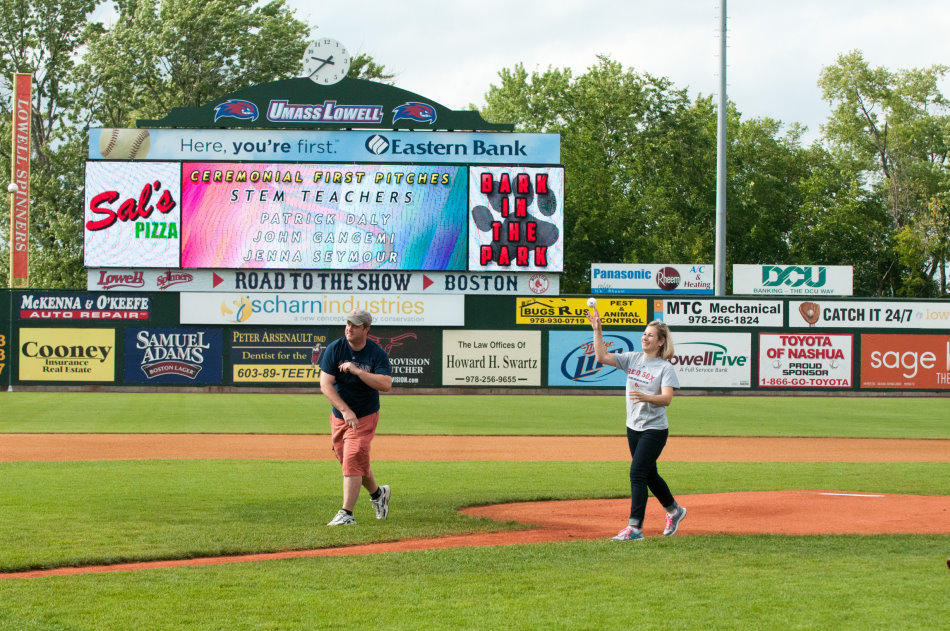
(289, 0, 950, 144)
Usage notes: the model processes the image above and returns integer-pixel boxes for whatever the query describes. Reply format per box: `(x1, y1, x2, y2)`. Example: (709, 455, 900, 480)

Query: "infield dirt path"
(2, 434, 948, 579)
(2, 433, 949, 462)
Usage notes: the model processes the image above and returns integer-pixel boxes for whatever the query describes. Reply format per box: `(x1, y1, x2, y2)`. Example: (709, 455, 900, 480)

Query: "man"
(318, 309, 393, 526)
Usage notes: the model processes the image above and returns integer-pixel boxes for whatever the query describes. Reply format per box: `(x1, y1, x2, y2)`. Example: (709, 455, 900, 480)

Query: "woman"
(587, 309, 687, 541)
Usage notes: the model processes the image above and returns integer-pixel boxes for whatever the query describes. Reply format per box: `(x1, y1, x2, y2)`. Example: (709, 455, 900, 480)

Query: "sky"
(288, 0, 950, 144)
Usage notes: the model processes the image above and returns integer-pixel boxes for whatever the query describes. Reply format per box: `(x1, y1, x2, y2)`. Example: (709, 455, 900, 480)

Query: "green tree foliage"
(484, 53, 948, 297)
(348, 53, 396, 84)
(819, 50, 950, 296)
(482, 57, 817, 294)
(81, 0, 311, 127)
(790, 146, 894, 295)
(2, 0, 393, 288)
(0, 0, 97, 288)
(482, 58, 705, 292)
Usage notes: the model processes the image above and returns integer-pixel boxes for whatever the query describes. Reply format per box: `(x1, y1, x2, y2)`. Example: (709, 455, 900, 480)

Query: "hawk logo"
(392, 102, 437, 124)
(213, 99, 259, 122)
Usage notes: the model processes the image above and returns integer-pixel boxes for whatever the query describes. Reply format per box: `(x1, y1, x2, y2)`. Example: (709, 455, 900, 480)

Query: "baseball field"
(0, 392, 948, 630)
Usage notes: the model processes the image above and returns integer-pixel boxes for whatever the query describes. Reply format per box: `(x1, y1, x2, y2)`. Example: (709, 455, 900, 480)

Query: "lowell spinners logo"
(392, 102, 436, 124)
(213, 99, 259, 122)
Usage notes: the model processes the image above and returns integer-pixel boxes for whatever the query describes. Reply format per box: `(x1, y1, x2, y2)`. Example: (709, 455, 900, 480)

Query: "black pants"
(626, 427, 675, 527)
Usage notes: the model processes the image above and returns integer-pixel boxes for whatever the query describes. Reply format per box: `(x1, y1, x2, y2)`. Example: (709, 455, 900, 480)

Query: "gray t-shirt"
(612, 352, 680, 431)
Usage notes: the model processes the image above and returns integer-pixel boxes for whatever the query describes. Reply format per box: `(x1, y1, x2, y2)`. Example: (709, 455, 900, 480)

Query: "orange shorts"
(330, 412, 379, 476)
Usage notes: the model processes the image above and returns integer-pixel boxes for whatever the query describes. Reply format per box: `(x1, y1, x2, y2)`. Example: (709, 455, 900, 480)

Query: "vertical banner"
(10, 73, 32, 287)
(0, 289, 8, 386)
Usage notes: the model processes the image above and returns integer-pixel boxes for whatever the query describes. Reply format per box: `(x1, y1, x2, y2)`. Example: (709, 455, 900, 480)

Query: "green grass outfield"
(1, 391, 948, 437)
(0, 393, 948, 629)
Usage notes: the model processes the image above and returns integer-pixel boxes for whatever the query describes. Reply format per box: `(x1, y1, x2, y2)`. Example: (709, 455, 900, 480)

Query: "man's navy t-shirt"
(319, 337, 392, 419)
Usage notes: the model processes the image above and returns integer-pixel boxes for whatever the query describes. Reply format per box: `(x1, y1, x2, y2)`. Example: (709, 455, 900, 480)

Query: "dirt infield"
(1, 434, 948, 580)
(2, 433, 949, 462)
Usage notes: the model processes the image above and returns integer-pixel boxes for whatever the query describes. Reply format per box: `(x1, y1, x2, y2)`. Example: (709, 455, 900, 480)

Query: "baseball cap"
(345, 309, 373, 327)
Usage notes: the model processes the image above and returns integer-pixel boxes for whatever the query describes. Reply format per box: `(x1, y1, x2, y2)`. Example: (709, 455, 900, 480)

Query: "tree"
(2, 0, 397, 288)
(80, 0, 311, 128)
(789, 145, 895, 295)
(348, 53, 396, 84)
(482, 58, 715, 292)
(0, 0, 99, 288)
(819, 50, 950, 296)
(482, 57, 815, 294)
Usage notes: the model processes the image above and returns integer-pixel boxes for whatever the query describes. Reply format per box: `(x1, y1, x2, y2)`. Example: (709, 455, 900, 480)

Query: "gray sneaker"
(611, 526, 644, 541)
(371, 484, 391, 520)
(663, 506, 686, 536)
(327, 509, 356, 526)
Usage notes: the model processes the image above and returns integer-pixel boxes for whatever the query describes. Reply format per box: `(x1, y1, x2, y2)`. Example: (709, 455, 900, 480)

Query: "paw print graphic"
(471, 169, 561, 268)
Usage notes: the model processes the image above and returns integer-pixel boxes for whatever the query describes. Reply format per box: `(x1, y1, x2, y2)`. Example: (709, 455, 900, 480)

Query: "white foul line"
(818, 493, 885, 498)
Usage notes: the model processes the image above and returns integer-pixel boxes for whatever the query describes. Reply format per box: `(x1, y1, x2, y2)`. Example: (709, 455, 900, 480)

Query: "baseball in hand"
(587, 297, 598, 308)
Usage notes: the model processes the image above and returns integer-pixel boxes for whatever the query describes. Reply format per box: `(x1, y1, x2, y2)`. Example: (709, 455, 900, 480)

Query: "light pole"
(7, 181, 18, 288)
(715, 0, 728, 296)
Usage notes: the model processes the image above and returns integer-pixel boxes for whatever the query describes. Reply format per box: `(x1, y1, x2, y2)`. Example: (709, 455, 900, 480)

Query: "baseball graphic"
(587, 297, 598, 308)
(99, 128, 151, 159)
(799, 301, 820, 327)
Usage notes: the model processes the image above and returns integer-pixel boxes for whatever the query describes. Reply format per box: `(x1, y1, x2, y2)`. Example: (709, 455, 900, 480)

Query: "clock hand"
(307, 55, 336, 78)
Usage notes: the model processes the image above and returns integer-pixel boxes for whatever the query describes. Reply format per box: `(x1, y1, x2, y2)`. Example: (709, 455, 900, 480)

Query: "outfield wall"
(2, 289, 949, 393)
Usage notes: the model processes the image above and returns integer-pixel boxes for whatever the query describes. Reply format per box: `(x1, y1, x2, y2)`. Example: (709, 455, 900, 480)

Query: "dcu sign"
(733, 265, 853, 296)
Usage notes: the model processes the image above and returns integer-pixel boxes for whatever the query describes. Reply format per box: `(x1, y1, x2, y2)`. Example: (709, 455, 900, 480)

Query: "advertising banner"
(547, 330, 639, 387)
(368, 328, 438, 387)
(591, 264, 713, 295)
(790, 300, 950, 329)
(88, 268, 560, 295)
(181, 292, 464, 326)
(231, 328, 327, 385)
(758, 332, 853, 388)
(0, 329, 6, 386)
(655, 298, 783, 328)
(18, 293, 151, 321)
(442, 330, 541, 386)
(19, 328, 116, 382)
(89, 128, 561, 165)
(124, 328, 223, 384)
(180, 162, 466, 271)
(733, 264, 853, 296)
(860, 334, 950, 390)
(468, 167, 564, 272)
(671, 333, 752, 388)
(10, 73, 32, 287)
(84, 162, 182, 268)
(517, 297, 647, 326)
(0, 290, 8, 386)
